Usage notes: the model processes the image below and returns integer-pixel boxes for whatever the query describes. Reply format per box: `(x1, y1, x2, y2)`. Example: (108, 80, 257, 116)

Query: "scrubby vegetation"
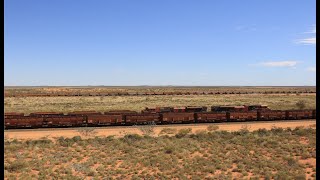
(4, 127, 316, 179)
(4, 93, 316, 114)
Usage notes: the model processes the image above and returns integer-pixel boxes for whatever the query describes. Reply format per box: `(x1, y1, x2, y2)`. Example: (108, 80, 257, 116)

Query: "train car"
(227, 111, 257, 122)
(185, 106, 207, 112)
(30, 112, 64, 117)
(286, 110, 314, 120)
(142, 107, 173, 113)
(257, 110, 286, 120)
(121, 92, 130, 96)
(125, 113, 160, 125)
(163, 92, 175, 95)
(173, 107, 186, 113)
(68, 111, 102, 116)
(248, 105, 270, 111)
(211, 105, 248, 112)
(105, 110, 138, 115)
(44, 116, 86, 127)
(161, 112, 194, 124)
(5, 116, 44, 129)
(195, 112, 227, 123)
(5, 112, 24, 119)
(86, 114, 123, 126)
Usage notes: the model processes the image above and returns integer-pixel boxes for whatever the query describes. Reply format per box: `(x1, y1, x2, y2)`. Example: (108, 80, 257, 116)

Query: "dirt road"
(4, 120, 316, 140)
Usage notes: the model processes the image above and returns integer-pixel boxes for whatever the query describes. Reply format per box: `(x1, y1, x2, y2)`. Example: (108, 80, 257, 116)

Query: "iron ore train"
(4, 90, 316, 97)
(4, 105, 316, 129)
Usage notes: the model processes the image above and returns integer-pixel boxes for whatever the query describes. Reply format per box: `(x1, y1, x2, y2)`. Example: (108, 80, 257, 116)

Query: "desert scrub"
(4, 127, 316, 179)
(175, 128, 192, 138)
(159, 127, 178, 135)
(5, 92, 316, 114)
(207, 125, 219, 131)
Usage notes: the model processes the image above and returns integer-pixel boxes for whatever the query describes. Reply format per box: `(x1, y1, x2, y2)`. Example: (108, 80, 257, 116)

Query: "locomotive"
(4, 105, 316, 129)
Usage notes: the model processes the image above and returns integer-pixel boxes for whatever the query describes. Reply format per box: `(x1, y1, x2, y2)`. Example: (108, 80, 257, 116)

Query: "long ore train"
(4, 105, 316, 129)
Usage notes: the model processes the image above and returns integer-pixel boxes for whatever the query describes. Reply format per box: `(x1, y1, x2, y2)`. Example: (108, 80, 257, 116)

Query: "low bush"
(159, 128, 177, 135)
(175, 128, 192, 138)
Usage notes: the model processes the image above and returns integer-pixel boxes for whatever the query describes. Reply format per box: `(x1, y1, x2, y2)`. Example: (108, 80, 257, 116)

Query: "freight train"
(4, 105, 316, 129)
(4, 90, 316, 97)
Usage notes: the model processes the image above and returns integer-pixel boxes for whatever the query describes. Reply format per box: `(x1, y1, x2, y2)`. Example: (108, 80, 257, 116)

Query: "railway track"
(4, 119, 316, 141)
(4, 119, 316, 131)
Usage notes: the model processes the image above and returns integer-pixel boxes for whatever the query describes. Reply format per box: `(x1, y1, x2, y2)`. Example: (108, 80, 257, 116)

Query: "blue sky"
(4, 0, 316, 86)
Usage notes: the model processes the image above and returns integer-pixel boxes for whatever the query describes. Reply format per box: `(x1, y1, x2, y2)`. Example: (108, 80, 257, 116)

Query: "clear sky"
(4, 0, 316, 86)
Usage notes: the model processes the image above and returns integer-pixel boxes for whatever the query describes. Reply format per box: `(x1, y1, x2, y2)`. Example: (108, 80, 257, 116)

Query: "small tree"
(296, 100, 306, 110)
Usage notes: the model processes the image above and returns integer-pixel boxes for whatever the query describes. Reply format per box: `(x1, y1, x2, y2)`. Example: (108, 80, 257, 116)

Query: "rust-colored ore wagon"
(248, 105, 270, 111)
(257, 110, 286, 120)
(68, 111, 102, 116)
(30, 112, 64, 117)
(286, 110, 314, 120)
(87, 114, 123, 126)
(125, 113, 160, 125)
(211, 105, 248, 112)
(105, 110, 138, 115)
(43, 116, 86, 127)
(173, 107, 186, 113)
(161, 112, 195, 124)
(186, 106, 207, 112)
(195, 112, 227, 123)
(258, 110, 286, 120)
(142, 107, 173, 113)
(5, 116, 43, 129)
(227, 111, 258, 122)
(4, 112, 24, 119)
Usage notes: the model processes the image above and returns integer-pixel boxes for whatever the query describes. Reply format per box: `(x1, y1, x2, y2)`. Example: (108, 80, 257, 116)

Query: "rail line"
(4, 119, 316, 132)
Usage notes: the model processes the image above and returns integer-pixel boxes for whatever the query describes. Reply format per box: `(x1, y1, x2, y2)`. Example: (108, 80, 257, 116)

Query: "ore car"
(86, 114, 123, 126)
(30, 112, 64, 117)
(211, 106, 248, 112)
(5, 116, 43, 129)
(161, 112, 194, 124)
(257, 110, 286, 120)
(248, 105, 270, 111)
(286, 110, 314, 120)
(185, 106, 207, 112)
(227, 111, 257, 121)
(68, 111, 102, 116)
(44, 116, 86, 127)
(195, 112, 227, 123)
(125, 113, 160, 125)
(5, 112, 24, 119)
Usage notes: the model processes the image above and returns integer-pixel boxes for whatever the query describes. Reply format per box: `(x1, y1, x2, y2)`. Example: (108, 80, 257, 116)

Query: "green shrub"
(175, 128, 192, 138)
(294, 174, 306, 180)
(72, 136, 82, 142)
(5, 160, 27, 172)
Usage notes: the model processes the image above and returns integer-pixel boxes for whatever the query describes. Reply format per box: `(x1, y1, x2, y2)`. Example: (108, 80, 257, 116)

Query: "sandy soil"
(4, 120, 316, 140)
